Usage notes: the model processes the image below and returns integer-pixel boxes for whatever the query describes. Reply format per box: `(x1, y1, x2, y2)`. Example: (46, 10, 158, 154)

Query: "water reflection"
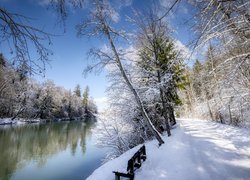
(0, 121, 103, 180)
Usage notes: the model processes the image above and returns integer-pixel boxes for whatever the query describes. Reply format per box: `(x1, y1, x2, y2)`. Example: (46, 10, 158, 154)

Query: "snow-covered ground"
(0, 118, 40, 125)
(0, 116, 88, 126)
(87, 119, 250, 180)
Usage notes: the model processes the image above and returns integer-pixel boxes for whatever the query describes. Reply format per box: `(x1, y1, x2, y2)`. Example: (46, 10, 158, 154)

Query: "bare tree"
(0, 7, 52, 75)
(191, 0, 250, 69)
(45, 0, 84, 28)
(77, 1, 165, 145)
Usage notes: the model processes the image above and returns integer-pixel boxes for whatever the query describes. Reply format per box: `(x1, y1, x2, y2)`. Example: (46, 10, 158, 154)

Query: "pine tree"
(137, 17, 185, 135)
(192, 60, 203, 98)
(74, 84, 81, 97)
(82, 86, 89, 112)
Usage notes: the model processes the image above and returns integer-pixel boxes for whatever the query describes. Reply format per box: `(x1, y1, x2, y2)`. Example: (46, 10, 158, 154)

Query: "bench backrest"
(127, 145, 146, 174)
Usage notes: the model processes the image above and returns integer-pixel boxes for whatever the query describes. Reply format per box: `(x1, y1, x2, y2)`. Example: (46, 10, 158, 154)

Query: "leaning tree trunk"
(104, 26, 165, 145)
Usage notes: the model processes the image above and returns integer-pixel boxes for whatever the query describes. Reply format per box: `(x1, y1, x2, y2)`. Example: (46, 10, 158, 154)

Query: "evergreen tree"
(74, 84, 81, 97)
(137, 17, 186, 135)
(192, 60, 203, 98)
(82, 86, 89, 112)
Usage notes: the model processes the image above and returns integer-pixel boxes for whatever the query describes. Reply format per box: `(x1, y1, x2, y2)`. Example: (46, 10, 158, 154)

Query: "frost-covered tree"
(191, 60, 203, 98)
(94, 66, 151, 160)
(77, 0, 165, 145)
(0, 59, 90, 120)
(88, 97, 98, 114)
(0, 7, 52, 75)
(82, 86, 89, 108)
(74, 84, 81, 97)
(135, 13, 186, 135)
(175, 0, 250, 127)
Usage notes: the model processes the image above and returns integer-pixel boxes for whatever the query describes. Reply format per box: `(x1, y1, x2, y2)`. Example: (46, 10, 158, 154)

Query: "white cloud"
(103, 0, 133, 23)
(100, 45, 139, 72)
(94, 97, 108, 112)
(101, 0, 120, 23)
(122, 45, 139, 62)
(174, 39, 208, 66)
(36, 0, 51, 6)
(123, 0, 132, 7)
(110, 9, 120, 23)
(115, 0, 133, 9)
(159, 0, 174, 8)
(159, 0, 176, 19)
(174, 39, 191, 59)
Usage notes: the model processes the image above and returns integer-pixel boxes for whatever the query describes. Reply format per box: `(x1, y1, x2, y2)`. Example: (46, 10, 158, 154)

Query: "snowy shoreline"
(87, 119, 250, 180)
(0, 113, 97, 126)
(0, 118, 40, 126)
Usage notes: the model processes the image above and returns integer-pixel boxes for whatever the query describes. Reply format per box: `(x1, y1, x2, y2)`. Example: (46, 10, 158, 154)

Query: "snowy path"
(87, 119, 250, 180)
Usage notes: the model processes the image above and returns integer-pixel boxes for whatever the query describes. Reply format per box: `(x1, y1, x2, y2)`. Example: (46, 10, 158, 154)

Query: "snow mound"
(0, 118, 41, 126)
(0, 118, 17, 125)
(87, 119, 250, 180)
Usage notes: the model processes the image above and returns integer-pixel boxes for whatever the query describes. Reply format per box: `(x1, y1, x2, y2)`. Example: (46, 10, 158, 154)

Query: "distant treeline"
(0, 54, 97, 120)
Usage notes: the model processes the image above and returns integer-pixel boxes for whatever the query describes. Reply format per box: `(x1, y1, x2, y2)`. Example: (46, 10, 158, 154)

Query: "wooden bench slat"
(113, 145, 146, 180)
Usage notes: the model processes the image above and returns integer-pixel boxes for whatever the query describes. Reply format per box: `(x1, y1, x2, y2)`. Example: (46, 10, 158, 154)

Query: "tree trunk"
(169, 106, 176, 126)
(206, 98, 214, 121)
(228, 104, 232, 124)
(157, 71, 171, 136)
(104, 26, 165, 145)
(11, 107, 25, 120)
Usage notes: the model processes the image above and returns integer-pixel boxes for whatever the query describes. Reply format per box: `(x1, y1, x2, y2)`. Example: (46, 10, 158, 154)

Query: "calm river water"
(0, 120, 108, 180)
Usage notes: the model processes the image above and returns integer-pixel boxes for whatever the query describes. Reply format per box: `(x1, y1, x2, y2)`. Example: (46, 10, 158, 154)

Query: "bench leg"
(115, 174, 120, 180)
(130, 174, 134, 180)
(114, 172, 134, 180)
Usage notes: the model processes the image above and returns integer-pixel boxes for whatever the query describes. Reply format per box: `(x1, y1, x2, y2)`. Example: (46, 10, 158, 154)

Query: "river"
(0, 120, 108, 180)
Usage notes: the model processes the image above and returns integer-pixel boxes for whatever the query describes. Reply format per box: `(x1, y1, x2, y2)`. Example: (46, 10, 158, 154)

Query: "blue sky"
(0, 0, 196, 110)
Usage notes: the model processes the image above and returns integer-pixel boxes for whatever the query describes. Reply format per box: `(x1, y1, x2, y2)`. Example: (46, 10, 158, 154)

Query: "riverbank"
(87, 119, 250, 180)
(0, 118, 39, 125)
(0, 119, 106, 180)
(0, 112, 97, 126)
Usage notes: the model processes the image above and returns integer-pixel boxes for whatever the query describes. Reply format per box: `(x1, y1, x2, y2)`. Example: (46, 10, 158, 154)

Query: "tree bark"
(169, 106, 176, 126)
(228, 104, 232, 124)
(157, 70, 171, 136)
(206, 98, 214, 121)
(104, 24, 165, 145)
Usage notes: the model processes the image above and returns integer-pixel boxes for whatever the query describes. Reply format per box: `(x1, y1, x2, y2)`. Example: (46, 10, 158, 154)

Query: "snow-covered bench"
(113, 145, 147, 180)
